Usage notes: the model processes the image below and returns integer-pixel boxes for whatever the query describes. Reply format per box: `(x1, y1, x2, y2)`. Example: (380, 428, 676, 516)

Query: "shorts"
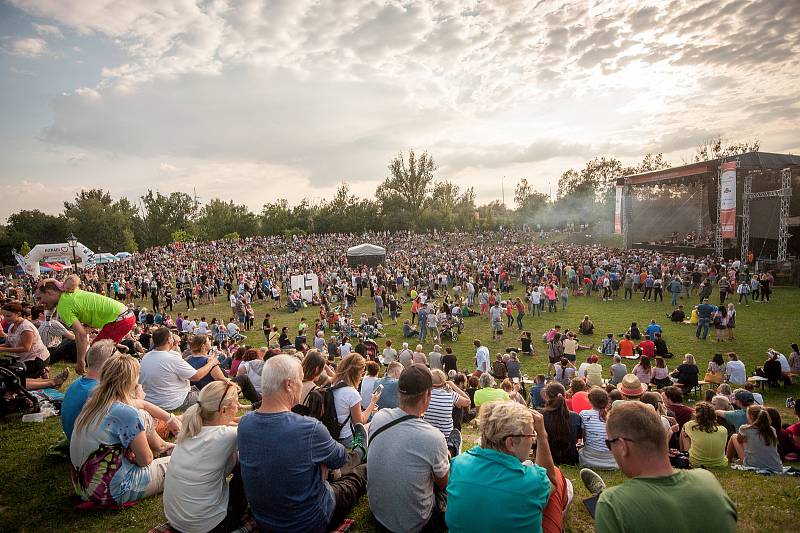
(22, 357, 47, 379)
(492, 321, 503, 333)
(93, 314, 136, 345)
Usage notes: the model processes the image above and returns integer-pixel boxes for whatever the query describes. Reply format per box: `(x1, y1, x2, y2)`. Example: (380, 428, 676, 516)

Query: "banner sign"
(614, 185, 623, 235)
(291, 273, 319, 302)
(720, 162, 737, 238)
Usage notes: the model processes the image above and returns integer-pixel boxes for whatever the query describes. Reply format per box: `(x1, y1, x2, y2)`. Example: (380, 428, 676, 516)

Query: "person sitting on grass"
(618, 334, 635, 358)
(474, 372, 509, 409)
(578, 388, 618, 470)
(579, 315, 594, 335)
(163, 380, 246, 533)
(725, 404, 783, 473)
(680, 402, 729, 468)
(185, 334, 229, 390)
(600, 333, 617, 356)
(580, 402, 737, 532)
(670, 353, 699, 394)
(541, 382, 583, 466)
(446, 400, 573, 533)
(61, 340, 116, 442)
(425, 369, 471, 457)
(70, 354, 171, 508)
(668, 305, 686, 323)
(368, 365, 450, 532)
(239, 354, 367, 533)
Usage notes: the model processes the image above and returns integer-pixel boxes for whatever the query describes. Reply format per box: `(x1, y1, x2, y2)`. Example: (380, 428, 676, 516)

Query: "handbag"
(703, 371, 722, 384)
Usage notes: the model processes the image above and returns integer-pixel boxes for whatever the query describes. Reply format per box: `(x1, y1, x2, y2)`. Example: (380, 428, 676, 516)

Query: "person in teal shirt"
(446, 400, 569, 533)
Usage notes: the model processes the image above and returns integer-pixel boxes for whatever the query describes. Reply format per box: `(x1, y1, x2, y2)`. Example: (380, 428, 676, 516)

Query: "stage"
(632, 242, 716, 257)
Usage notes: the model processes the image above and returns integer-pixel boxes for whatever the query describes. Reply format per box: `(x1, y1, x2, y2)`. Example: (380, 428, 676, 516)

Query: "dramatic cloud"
(1, 0, 799, 221)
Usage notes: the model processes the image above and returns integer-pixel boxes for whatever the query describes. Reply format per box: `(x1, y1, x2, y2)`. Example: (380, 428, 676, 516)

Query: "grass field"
(1, 284, 799, 532)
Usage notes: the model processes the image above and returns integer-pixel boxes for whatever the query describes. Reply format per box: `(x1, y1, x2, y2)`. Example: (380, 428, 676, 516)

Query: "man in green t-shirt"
(35, 278, 134, 374)
(473, 373, 510, 409)
(580, 402, 737, 533)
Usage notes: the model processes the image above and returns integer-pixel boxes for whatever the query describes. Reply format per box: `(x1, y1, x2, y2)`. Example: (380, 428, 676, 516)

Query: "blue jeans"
(561, 296, 568, 310)
(671, 292, 679, 306)
(419, 326, 427, 343)
(517, 313, 524, 329)
(696, 318, 710, 339)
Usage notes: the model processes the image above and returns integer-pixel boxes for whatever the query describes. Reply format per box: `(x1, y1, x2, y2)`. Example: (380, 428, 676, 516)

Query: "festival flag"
(614, 185, 623, 235)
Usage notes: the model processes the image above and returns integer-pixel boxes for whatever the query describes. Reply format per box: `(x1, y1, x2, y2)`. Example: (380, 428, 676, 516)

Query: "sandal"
(52, 368, 70, 388)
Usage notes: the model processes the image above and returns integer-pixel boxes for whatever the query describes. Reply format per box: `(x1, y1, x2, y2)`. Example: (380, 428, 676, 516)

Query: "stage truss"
(739, 168, 793, 262)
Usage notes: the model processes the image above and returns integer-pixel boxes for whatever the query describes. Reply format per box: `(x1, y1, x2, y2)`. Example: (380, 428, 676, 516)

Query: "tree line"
(0, 137, 758, 264)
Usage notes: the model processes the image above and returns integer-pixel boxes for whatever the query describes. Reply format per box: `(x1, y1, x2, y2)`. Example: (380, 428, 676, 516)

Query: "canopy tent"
(115, 252, 132, 260)
(346, 243, 386, 267)
(94, 253, 119, 264)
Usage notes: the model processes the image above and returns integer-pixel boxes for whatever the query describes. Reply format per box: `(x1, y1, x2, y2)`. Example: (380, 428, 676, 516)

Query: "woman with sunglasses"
(164, 380, 247, 533)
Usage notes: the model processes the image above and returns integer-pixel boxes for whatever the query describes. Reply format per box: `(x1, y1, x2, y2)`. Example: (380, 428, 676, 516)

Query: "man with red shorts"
(35, 277, 135, 374)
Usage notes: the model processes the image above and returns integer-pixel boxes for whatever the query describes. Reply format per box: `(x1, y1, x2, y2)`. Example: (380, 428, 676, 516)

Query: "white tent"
(346, 243, 386, 267)
(346, 243, 386, 257)
(94, 253, 119, 264)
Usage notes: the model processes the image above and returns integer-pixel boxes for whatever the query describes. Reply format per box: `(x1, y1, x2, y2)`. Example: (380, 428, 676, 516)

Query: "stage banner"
(291, 273, 319, 302)
(720, 162, 737, 238)
(614, 185, 623, 234)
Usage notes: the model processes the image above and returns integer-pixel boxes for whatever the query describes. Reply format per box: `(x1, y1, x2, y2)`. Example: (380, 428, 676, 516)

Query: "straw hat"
(618, 374, 647, 397)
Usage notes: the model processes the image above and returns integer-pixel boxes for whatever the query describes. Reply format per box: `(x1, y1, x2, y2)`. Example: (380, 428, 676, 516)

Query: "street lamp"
(67, 232, 78, 271)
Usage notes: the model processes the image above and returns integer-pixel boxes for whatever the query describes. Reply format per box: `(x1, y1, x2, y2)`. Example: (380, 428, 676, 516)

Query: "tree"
(171, 229, 195, 243)
(636, 152, 671, 173)
(140, 191, 197, 248)
(223, 232, 240, 240)
(376, 149, 437, 229)
(6, 209, 67, 248)
(19, 241, 31, 256)
(693, 137, 760, 163)
(63, 189, 139, 252)
(195, 199, 257, 241)
(259, 199, 293, 235)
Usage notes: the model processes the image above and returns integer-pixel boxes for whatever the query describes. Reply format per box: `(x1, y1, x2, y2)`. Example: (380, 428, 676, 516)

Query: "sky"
(1, 0, 799, 222)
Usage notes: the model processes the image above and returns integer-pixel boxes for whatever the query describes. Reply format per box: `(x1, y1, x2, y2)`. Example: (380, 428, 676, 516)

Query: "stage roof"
(623, 151, 800, 186)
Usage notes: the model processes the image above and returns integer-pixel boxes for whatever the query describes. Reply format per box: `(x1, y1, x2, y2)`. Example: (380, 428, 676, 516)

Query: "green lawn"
(1, 284, 799, 532)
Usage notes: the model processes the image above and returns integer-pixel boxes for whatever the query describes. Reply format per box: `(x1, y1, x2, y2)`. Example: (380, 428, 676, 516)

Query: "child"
(726, 405, 783, 473)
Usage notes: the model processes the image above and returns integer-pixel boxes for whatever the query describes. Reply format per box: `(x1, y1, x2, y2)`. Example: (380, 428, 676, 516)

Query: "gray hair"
(87, 339, 117, 372)
(479, 372, 495, 388)
(613, 355, 621, 364)
(261, 354, 302, 396)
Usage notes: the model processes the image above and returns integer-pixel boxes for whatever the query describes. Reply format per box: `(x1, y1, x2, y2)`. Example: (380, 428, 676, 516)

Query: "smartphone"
(512, 377, 520, 384)
(375, 384, 384, 394)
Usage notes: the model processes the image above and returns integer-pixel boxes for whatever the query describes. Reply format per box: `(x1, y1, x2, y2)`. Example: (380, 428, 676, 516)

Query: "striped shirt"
(580, 409, 609, 451)
(424, 388, 459, 436)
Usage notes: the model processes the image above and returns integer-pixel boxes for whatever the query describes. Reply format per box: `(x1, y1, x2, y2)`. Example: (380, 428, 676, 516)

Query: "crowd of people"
(0, 229, 798, 532)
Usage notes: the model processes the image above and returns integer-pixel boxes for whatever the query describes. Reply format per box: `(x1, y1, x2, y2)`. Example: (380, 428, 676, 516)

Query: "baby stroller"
(0, 357, 39, 418)
(439, 320, 458, 342)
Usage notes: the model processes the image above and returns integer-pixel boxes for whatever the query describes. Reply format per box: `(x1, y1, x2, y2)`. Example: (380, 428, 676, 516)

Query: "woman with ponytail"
(70, 354, 171, 507)
(164, 380, 247, 533)
(680, 402, 728, 468)
(726, 404, 783, 472)
(541, 382, 582, 465)
(35, 274, 135, 375)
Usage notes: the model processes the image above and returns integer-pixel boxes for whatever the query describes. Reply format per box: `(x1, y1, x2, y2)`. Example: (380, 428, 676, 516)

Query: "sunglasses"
(605, 437, 635, 449)
(503, 433, 536, 440)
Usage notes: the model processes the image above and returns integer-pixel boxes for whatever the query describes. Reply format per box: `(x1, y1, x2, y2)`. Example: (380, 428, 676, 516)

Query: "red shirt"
(638, 340, 655, 358)
(569, 391, 592, 413)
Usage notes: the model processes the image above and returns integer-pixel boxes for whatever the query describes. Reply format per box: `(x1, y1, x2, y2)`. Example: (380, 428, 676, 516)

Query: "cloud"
(32, 23, 62, 38)
(8, 37, 47, 57)
(2, 0, 799, 215)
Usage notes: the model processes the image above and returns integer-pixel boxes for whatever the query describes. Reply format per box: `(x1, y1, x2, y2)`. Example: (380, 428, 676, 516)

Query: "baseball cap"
(734, 390, 755, 405)
(398, 365, 433, 395)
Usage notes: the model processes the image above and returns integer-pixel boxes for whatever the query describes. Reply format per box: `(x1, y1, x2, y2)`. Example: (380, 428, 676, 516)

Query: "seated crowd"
(0, 256, 797, 533)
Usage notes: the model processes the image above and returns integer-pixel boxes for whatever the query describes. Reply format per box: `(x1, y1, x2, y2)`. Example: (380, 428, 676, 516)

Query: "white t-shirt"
(239, 360, 265, 395)
(139, 350, 196, 410)
(360, 376, 379, 409)
(197, 321, 209, 334)
(476, 346, 490, 373)
(726, 360, 746, 384)
(163, 425, 238, 533)
(333, 384, 361, 440)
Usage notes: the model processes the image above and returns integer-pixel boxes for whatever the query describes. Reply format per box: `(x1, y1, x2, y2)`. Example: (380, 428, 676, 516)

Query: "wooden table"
(747, 376, 769, 389)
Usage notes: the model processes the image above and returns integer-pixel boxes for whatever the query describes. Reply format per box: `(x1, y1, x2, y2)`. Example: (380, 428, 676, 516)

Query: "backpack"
(291, 385, 325, 421)
(319, 381, 352, 440)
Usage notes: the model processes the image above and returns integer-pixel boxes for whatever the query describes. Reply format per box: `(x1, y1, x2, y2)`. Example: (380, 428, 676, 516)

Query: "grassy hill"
(1, 284, 798, 532)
